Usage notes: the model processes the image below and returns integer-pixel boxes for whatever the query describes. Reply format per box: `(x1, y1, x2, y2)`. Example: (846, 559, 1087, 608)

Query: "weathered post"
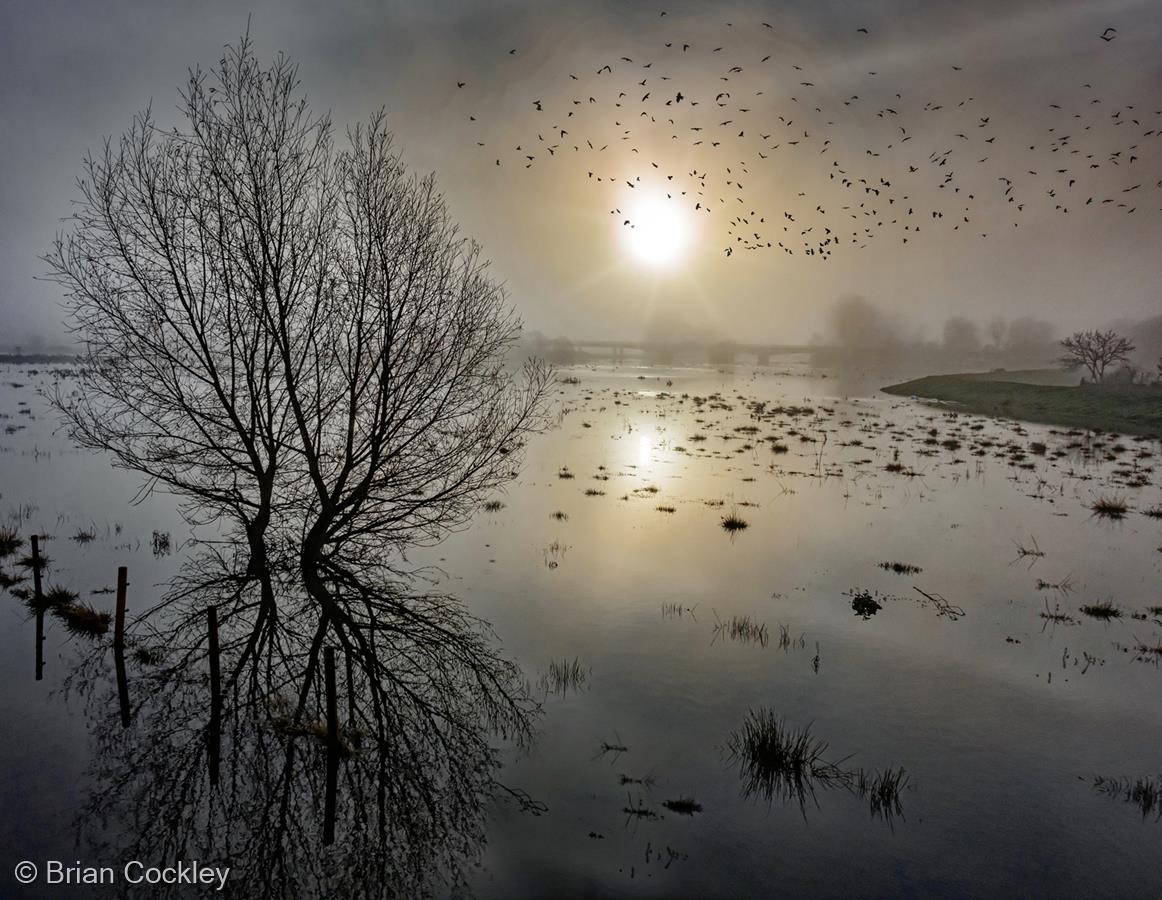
(113, 566, 128, 649)
(113, 641, 131, 728)
(323, 646, 338, 845)
(31, 535, 45, 682)
(34, 607, 45, 681)
(207, 605, 221, 785)
(30, 535, 43, 601)
(344, 649, 355, 727)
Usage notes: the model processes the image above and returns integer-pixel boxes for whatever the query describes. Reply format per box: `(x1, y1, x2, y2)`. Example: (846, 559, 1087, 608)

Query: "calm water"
(2, 359, 1160, 898)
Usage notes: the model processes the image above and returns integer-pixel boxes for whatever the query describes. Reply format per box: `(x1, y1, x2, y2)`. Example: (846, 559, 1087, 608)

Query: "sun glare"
(620, 192, 694, 268)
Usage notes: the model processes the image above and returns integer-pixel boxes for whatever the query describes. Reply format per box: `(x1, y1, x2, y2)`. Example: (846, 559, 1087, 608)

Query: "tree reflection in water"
(67, 556, 541, 898)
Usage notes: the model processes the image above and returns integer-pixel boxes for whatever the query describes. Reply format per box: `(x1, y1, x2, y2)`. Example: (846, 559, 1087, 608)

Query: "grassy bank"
(882, 372, 1162, 437)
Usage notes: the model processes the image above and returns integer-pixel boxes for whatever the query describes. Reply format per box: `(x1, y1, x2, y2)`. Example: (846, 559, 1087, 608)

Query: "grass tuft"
(721, 511, 749, 532)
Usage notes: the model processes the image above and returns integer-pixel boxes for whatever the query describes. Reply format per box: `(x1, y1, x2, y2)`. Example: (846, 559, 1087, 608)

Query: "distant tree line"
(826, 296, 1056, 363)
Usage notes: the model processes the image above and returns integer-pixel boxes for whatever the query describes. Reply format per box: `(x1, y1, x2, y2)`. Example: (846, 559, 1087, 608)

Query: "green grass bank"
(882, 371, 1162, 438)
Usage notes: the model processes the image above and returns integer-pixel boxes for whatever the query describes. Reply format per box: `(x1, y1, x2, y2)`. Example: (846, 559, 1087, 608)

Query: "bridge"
(532, 338, 817, 367)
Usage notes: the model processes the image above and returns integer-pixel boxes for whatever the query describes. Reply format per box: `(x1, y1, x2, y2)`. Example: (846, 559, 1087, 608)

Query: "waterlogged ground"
(2, 360, 1161, 898)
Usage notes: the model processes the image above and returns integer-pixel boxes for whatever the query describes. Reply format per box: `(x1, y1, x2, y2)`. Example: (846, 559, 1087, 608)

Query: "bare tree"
(986, 318, 1008, 351)
(942, 316, 981, 358)
(828, 295, 902, 351)
(1058, 329, 1136, 383)
(45, 37, 550, 592)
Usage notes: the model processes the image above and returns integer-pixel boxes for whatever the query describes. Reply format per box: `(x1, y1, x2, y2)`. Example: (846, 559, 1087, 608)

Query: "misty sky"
(1, 0, 1160, 346)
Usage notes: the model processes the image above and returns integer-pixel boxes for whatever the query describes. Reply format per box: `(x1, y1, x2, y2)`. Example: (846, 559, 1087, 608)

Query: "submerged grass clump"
(1080, 600, 1121, 620)
(623, 794, 659, 819)
(662, 797, 703, 816)
(538, 657, 589, 696)
(850, 590, 883, 619)
(1013, 535, 1045, 561)
(712, 612, 769, 647)
(1039, 600, 1077, 625)
(1035, 575, 1075, 595)
(879, 561, 922, 575)
(70, 526, 98, 544)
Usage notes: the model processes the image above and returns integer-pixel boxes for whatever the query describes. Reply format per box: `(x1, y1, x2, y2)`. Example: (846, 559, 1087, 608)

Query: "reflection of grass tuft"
(70, 526, 98, 544)
(42, 588, 112, 639)
(713, 612, 769, 647)
(856, 767, 910, 820)
(727, 708, 909, 822)
(1093, 775, 1162, 820)
(537, 657, 589, 696)
(726, 710, 835, 806)
(0, 528, 23, 558)
(1090, 495, 1129, 519)
(662, 797, 703, 816)
(16, 550, 49, 572)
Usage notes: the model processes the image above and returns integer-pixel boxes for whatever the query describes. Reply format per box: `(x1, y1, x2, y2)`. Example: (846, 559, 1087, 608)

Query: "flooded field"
(2, 359, 1161, 898)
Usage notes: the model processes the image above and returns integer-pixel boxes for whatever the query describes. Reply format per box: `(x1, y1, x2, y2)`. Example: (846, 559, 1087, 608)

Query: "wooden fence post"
(31, 535, 45, 682)
(207, 605, 221, 785)
(113, 566, 128, 649)
(30, 535, 43, 601)
(323, 646, 338, 845)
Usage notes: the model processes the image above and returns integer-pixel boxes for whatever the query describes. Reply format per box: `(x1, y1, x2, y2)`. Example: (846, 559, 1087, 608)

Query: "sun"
(620, 192, 694, 268)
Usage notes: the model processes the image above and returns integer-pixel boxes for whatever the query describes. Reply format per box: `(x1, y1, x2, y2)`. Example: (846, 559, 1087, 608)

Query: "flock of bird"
(448, 11, 1161, 260)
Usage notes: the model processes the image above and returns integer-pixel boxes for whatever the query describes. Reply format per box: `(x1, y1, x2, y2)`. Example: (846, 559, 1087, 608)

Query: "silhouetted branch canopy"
(45, 34, 552, 583)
